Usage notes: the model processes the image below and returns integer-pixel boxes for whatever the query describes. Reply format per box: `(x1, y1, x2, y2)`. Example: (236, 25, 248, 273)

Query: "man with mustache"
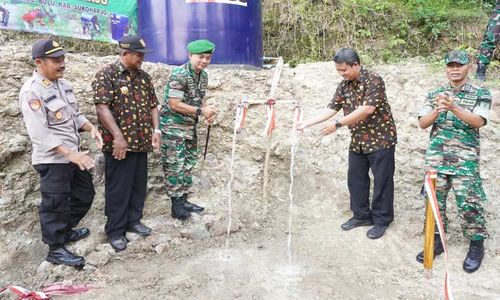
(93, 35, 160, 251)
(416, 50, 492, 273)
(160, 39, 216, 220)
(19, 39, 102, 266)
(298, 47, 397, 239)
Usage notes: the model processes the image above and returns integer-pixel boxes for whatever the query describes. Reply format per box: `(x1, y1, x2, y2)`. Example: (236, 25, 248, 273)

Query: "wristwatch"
(335, 121, 342, 129)
(196, 107, 202, 117)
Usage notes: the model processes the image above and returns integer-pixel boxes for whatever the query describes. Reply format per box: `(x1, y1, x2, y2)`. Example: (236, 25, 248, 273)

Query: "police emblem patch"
(29, 99, 41, 111)
(55, 111, 63, 120)
(120, 86, 129, 95)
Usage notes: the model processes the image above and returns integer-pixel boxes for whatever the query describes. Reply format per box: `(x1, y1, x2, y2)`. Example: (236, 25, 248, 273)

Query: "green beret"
(444, 50, 469, 65)
(187, 39, 215, 54)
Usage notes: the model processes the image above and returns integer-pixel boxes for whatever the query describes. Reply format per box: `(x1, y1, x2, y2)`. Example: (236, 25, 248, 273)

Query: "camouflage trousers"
(435, 173, 488, 241)
(161, 134, 198, 198)
(478, 4, 500, 65)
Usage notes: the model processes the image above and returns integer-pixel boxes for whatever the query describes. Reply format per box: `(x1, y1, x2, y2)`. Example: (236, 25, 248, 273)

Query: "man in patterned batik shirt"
(93, 35, 160, 252)
(416, 50, 492, 273)
(298, 48, 397, 240)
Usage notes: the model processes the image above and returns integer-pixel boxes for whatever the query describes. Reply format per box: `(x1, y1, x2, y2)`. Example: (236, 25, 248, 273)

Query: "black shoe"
(341, 217, 374, 231)
(66, 227, 90, 243)
(416, 234, 444, 263)
(476, 63, 487, 81)
(463, 240, 484, 273)
(171, 197, 191, 220)
(126, 223, 152, 236)
(182, 194, 204, 213)
(367, 225, 388, 239)
(109, 236, 127, 252)
(46, 247, 85, 266)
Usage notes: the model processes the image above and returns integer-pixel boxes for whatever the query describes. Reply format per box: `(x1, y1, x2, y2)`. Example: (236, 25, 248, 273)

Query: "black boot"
(46, 247, 85, 266)
(416, 234, 444, 263)
(463, 240, 484, 273)
(182, 194, 204, 213)
(476, 63, 487, 81)
(171, 197, 191, 220)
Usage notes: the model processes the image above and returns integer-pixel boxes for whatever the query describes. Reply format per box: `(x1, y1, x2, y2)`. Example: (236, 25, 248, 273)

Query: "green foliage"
(263, 0, 494, 64)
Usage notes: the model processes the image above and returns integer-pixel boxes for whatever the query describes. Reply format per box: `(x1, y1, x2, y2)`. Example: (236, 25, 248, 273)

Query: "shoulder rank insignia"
(42, 79, 52, 87)
(29, 99, 42, 111)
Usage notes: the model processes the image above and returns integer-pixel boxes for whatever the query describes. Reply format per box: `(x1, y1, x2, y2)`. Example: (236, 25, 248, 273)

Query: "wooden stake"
(262, 57, 284, 209)
(424, 171, 437, 277)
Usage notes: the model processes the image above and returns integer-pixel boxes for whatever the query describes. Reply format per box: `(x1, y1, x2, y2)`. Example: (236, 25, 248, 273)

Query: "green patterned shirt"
(160, 62, 208, 139)
(418, 82, 492, 176)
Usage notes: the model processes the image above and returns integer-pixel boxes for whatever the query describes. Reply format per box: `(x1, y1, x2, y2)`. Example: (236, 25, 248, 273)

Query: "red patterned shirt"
(328, 67, 397, 153)
(92, 61, 159, 152)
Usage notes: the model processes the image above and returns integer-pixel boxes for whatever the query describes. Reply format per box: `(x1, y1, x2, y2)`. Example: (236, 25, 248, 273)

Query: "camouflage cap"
(187, 39, 215, 54)
(444, 50, 469, 65)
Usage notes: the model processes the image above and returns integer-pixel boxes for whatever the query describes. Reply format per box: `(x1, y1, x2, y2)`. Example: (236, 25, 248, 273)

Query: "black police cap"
(32, 39, 65, 59)
(118, 35, 151, 53)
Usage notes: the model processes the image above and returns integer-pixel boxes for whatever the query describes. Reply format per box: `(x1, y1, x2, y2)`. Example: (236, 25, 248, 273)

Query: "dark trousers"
(34, 163, 95, 248)
(347, 146, 395, 226)
(104, 152, 148, 238)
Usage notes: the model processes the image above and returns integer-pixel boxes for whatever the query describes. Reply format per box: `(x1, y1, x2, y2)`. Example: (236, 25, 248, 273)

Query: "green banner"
(0, 0, 137, 43)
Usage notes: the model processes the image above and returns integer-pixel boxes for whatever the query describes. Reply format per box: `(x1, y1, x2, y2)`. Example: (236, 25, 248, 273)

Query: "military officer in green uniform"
(416, 50, 492, 273)
(160, 39, 217, 220)
(476, 0, 499, 81)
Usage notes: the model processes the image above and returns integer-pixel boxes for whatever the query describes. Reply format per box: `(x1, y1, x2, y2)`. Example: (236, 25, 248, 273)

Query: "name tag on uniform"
(44, 95, 57, 103)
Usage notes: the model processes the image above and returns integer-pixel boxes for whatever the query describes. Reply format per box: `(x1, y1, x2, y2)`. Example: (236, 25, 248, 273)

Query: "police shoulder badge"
(28, 99, 41, 111)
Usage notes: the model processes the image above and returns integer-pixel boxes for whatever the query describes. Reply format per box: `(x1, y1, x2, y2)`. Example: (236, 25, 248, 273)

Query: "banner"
(0, 0, 137, 43)
(185, 0, 248, 7)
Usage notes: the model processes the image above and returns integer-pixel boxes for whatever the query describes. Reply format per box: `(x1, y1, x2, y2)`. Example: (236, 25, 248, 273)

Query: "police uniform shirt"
(19, 71, 88, 164)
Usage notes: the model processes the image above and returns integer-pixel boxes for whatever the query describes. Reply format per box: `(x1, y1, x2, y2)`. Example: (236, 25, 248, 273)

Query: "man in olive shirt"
(298, 48, 397, 239)
(93, 35, 160, 251)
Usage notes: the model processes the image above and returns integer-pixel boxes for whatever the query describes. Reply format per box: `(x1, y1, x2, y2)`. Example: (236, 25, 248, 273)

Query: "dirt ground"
(0, 34, 499, 299)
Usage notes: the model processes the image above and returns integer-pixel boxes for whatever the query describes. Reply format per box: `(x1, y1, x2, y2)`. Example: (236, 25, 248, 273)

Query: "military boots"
(171, 196, 191, 220)
(463, 239, 485, 273)
(416, 233, 444, 263)
(182, 194, 204, 213)
(476, 63, 487, 81)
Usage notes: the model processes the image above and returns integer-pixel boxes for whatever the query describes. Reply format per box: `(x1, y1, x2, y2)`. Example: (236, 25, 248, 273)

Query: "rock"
(155, 242, 170, 254)
(180, 225, 210, 240)
(36, 261, 55, 280)
(209, 217, 243, 237)
(86, 250, 110, 267)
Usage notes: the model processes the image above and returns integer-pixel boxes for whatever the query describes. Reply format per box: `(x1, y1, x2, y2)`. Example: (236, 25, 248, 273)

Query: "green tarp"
(0, 0, 137, 43)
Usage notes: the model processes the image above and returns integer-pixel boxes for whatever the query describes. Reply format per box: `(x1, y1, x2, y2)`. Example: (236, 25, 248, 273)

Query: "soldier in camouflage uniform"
(417, 50, 492, 273)
(160, 39, 217, 220)
(476, 0, 500, 81)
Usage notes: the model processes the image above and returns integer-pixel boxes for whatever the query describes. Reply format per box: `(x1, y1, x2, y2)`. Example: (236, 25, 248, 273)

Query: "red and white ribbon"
(0, 283, 93, 300)
(263, 98, 276, 137)
(424, 170, 454, 300)
(292, 104, 303, 132)
(234, 99, 248, 132)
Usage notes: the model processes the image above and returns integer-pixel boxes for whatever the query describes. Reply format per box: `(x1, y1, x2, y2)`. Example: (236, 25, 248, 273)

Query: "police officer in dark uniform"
(19, 39, 103, 266)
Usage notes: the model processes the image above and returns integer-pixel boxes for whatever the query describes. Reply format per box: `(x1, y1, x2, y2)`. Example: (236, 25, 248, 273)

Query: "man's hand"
(152, 131, 161, 152)
(320, 123, 337, 135)
(66, 150, 95, 171)
(90, 126, 103, 150)
(112, 135, 128, 160)
(202, 105, 217, 125)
